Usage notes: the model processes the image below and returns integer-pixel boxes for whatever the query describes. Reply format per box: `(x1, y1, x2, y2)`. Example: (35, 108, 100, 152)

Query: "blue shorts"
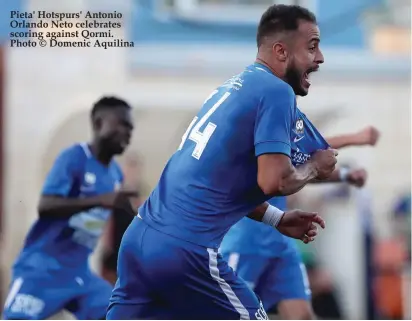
(107, 217, 268, 320)
(222, 246, 311, 310)
(3, 268, 112, 319)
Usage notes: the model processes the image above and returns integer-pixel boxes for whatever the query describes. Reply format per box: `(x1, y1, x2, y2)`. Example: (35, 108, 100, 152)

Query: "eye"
(309, 46, 316, 52)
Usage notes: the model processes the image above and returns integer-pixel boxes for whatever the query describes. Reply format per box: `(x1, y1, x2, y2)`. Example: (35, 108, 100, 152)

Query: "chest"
(290, 113, 329, 166)
(76, 161, 121, 197)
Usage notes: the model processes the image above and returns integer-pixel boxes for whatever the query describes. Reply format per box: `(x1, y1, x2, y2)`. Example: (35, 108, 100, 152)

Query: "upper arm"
(254, 85, 295, 193)
(257, 154, 294, 195)
(254, 84, 294, 158)
(41, 146, 82, 197)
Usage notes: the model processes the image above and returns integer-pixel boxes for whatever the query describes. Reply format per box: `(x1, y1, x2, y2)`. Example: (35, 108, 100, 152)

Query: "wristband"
(262, 205, 284, 228)
(339, 167, 350, 182)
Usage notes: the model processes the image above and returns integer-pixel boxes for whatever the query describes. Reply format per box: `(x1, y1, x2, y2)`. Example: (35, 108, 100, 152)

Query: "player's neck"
(255, 57, 284, 80)
(89, 142, 113, 165)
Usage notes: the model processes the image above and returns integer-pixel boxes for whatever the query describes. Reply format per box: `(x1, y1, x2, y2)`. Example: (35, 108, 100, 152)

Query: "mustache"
(306, 65, 319, 74)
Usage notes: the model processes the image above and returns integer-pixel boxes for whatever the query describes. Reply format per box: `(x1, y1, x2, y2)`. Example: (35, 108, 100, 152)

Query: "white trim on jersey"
(227, 252, 240, 271)
(4, 277, 23, 310)
(80, 142, 92, 159)
(207, 248, 250, 320)
(226, 253, 256, 291)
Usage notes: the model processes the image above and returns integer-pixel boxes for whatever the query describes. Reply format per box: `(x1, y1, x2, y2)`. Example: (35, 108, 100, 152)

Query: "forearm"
(327, 133, 358, 149)
(311, 167, 345, 183)
(277, 162, 319, 195)
(247, 202, 270, 221)
(38, 196, 103, 218)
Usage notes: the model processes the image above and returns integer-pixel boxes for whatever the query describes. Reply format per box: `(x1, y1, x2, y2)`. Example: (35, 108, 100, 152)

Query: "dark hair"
(257, 4, 317, 47)
(90, 96, 131, 118)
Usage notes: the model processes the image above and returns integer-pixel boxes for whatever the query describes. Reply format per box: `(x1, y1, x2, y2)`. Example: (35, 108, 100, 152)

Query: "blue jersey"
(221, 108, 329, 257)
(13, 143, 123, 271)
(139, 63, 299, 249)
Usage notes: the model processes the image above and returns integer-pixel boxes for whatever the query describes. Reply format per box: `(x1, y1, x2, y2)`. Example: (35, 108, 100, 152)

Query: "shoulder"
(260, 77, 295, 100)
(257, 79, 295, 116)
(60, 143, 89, 157)
(55, 143, 89, 168)
(296, 107, 306, 118)
(238, 68, 294, 102)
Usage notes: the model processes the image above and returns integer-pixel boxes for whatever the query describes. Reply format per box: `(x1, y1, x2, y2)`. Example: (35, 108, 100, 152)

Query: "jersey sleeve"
(254, 84, 295, 157)
(41, 145, 83, 196)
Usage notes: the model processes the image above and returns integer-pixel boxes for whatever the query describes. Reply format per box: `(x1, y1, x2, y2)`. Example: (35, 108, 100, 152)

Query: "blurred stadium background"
(0, 0, 410, 319)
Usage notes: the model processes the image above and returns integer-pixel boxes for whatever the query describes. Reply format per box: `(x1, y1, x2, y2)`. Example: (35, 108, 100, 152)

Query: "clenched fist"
(311, 149, 338, 179)
(355, 126, 380, 146)
(346, 168, 367, 187)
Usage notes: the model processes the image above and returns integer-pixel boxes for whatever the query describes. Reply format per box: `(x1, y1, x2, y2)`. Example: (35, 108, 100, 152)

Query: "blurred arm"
(312, 167, 367, 187)
(37, 146, 104, 218)
(311, 168, 342, 183)
(327, 134, 360, 149)
(327, 126, 380, 149)
(38, 196, 104, 219)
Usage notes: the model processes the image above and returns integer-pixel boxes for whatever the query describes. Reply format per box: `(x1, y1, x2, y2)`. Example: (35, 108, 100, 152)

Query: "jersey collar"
(253, 62, 274, 75)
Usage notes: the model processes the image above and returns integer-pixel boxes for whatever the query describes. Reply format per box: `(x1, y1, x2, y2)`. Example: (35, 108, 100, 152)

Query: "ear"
(272, 42, 288, 62)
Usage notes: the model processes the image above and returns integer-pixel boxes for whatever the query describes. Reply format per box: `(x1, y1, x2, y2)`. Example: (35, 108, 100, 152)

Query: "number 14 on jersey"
(178, 91, 231, 160)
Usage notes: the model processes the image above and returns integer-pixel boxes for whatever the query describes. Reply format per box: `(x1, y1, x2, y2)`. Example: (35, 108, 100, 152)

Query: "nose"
(120, 126, 132, 141)
(316, 49, 324, 64)
(124, 130, 132, 141)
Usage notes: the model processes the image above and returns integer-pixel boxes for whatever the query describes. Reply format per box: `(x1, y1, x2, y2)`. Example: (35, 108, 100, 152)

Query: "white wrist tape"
(262, 205, 284, 228)
(339, 167, 350, 182)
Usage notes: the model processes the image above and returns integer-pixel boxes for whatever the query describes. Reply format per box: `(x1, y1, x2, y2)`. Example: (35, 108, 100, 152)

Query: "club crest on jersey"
(295, 119, 304, 134)
(84, 172, 96, 185)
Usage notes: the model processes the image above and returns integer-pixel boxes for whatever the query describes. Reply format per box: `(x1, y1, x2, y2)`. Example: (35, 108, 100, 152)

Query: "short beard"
(284, 62, 305, 96)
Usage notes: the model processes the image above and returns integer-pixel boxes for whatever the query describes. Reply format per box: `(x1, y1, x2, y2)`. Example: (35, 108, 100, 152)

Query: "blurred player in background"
(2, 97, 136, 320)
(107, 5, 342, 320)
(221, 125, 380, 319)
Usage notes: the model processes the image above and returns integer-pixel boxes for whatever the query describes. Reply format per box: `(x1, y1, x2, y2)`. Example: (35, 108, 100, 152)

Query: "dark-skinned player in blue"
(107, 5, 338, 320)
(3, 97, 137, 320)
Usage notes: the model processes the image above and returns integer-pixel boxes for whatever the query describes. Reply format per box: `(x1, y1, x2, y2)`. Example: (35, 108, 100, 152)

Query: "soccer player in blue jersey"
(108, 4, 338, 320)
(3, 97, 136, 320)
(221, 126, 379, 319)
